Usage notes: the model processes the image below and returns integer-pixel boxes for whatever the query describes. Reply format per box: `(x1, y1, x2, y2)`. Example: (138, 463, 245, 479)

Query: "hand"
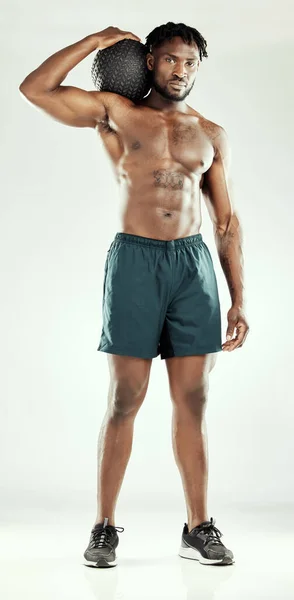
(222, 305, 249, 352)
(95, 26, 142, 50)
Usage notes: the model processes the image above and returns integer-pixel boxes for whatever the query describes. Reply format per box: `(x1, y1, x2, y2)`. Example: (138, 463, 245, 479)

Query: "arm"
(18, 27, 140, 128)
(19, 33, 108, 128)
(202, 126, 249, 350)
(202, 126, 244, 307)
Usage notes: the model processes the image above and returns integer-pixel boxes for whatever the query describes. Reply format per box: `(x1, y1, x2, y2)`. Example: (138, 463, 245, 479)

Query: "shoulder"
(188, 106, 228, 145)
(197, 113, 227, 141)
(187, 107, 232, 170)
(198, 115, 230, 161)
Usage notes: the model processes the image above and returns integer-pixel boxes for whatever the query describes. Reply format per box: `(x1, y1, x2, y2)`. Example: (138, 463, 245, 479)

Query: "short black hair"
(145, 22, 208, 61)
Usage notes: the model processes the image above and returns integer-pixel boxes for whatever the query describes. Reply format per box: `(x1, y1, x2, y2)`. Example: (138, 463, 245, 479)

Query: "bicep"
(20, 86, 108, 129)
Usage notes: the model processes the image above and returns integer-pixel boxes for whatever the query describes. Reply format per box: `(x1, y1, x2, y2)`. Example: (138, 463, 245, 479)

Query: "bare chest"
(105, 110, 215, 176)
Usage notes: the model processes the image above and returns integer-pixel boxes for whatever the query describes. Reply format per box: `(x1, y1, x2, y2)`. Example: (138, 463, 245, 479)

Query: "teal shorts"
(97, 232, 222, 359)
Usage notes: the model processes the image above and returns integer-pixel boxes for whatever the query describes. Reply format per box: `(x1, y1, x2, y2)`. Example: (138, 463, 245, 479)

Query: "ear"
(146, 52, 154, 71)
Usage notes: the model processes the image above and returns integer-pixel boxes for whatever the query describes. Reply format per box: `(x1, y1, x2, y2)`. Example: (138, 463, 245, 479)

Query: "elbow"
(19, 75, 41, 97)
(19, 83, 32, 97)
(215, 212, 241, 236)
(19, 77, 30, 92)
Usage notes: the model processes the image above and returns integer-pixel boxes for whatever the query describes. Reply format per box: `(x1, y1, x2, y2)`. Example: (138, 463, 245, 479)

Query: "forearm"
(214, 212, 245, 308)
(19, 33, 99, 94)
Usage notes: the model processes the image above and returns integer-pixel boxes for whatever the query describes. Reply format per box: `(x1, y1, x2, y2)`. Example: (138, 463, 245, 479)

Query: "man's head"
(144, 22, 208, 102)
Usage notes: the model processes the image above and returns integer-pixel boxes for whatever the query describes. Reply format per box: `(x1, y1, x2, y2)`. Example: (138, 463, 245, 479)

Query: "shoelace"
(92, 518, 124, 549)
(190, 517, 223, 545)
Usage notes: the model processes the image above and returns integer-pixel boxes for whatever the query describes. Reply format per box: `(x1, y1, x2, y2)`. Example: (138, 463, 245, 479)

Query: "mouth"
(169, 82, 187, 90)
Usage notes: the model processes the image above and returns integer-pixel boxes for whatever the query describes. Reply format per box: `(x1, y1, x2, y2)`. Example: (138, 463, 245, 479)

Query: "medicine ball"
(91, 39, 152, 101)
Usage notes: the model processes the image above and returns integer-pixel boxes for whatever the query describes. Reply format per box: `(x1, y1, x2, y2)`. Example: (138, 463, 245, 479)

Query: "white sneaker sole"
(84, 557, 117, 568)
(179, 545, 234, 565)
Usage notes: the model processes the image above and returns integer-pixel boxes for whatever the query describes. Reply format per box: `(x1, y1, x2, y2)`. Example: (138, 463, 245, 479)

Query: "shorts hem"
(160, 346, 223, 359)
(97, 344, 159, 359)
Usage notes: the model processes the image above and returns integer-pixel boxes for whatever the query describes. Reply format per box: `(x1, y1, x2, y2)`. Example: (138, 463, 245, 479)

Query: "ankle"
(188, 516, 209, 532)
(94, 516, 115, 527)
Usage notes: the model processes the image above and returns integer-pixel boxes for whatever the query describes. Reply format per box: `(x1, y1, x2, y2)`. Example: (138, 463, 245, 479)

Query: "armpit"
(96, 117, 116, 135)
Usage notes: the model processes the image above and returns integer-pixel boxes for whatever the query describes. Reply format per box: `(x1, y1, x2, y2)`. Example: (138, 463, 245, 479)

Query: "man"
(19, 22, 249, 568)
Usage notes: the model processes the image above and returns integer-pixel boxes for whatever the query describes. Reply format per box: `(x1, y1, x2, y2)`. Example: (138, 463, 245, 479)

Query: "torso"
(95, 94, 219, 241)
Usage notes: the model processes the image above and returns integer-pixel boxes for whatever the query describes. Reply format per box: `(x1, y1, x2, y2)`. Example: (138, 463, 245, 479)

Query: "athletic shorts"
(97, 232, 222, 359)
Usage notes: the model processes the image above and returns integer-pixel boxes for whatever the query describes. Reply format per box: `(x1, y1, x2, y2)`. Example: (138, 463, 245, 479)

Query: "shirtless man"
(19, 22, 249, 568)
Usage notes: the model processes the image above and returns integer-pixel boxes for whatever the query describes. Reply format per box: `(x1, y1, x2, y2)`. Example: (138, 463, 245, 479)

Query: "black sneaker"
(179, 517, 234, 565)
(83, 517, 124, 568)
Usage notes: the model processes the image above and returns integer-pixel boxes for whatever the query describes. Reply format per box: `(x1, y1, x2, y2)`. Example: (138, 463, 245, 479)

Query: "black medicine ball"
(91, 39, 152, 101)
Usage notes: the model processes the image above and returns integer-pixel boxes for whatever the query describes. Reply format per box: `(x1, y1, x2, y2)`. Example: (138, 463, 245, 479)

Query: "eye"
(187, 62, 195, 67)
(166, 57, 175, 63)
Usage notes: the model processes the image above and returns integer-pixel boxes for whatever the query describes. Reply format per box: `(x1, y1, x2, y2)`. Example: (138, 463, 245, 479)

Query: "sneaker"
(179, 517, 234, 565)
(83, 517, 124, 568)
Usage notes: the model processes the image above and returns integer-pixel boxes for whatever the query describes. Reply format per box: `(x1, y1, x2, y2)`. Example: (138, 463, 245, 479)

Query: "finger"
(228, 342, 242, 351)
(228, 321, 245, 339)
(223, 320, 249, 349)
(222, 341, 236, 351)
(222, 342, 239, 352)
(226, 322, 238, 341)
(222, 338, 237, 350)
(222, 331, 243, 351)
(227, 331, 246, 351)
(222, 333, 237, 345)
(124, 31, 142, 42)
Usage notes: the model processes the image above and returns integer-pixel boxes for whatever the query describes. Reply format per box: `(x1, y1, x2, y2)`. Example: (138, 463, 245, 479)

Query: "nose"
(173, 62, 187, 79)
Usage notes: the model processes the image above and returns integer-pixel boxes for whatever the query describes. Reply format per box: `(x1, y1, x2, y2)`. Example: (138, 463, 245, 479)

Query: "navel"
(131, 140, 141, 150)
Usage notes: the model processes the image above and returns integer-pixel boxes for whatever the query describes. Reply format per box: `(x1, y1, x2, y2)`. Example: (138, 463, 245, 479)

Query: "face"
(146, 36, 200, 102)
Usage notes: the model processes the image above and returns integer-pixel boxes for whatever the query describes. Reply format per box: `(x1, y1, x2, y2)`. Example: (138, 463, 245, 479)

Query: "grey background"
(1, 0, 294, 518)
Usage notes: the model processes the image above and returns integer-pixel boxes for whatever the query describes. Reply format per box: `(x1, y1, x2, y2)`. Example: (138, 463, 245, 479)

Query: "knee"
(171, 379, 209, 418)
(108, 379, 146, 419)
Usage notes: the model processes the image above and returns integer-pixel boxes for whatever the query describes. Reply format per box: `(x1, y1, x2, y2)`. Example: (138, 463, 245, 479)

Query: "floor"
(1, 505, 293, 599)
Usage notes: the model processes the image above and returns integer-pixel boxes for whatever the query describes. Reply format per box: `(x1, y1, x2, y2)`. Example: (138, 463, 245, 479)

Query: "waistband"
(113, 232, 203, 249)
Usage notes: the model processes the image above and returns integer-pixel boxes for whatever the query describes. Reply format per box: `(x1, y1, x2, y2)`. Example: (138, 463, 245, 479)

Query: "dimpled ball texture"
(91, 39, 152, 101)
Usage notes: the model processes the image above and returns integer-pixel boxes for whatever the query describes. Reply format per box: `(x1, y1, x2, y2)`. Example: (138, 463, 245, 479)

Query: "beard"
(151, 74, 195, 101)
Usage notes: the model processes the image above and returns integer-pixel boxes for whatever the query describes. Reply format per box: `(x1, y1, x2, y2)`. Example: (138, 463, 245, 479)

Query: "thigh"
(165, 353, 217, 399)
(107, 354, 152, 387)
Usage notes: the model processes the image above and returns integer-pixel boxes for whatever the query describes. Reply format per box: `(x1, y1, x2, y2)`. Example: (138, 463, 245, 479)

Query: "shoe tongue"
(94, 518, 110, 529)
(190, 520, 211, 533)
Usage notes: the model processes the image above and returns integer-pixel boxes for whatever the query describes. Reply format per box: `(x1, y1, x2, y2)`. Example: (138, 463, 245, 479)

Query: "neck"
(140, 88, 188, 113)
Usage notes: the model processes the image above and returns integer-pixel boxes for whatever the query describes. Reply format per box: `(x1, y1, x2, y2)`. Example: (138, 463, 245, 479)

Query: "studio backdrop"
(1, 0, 293, 516)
